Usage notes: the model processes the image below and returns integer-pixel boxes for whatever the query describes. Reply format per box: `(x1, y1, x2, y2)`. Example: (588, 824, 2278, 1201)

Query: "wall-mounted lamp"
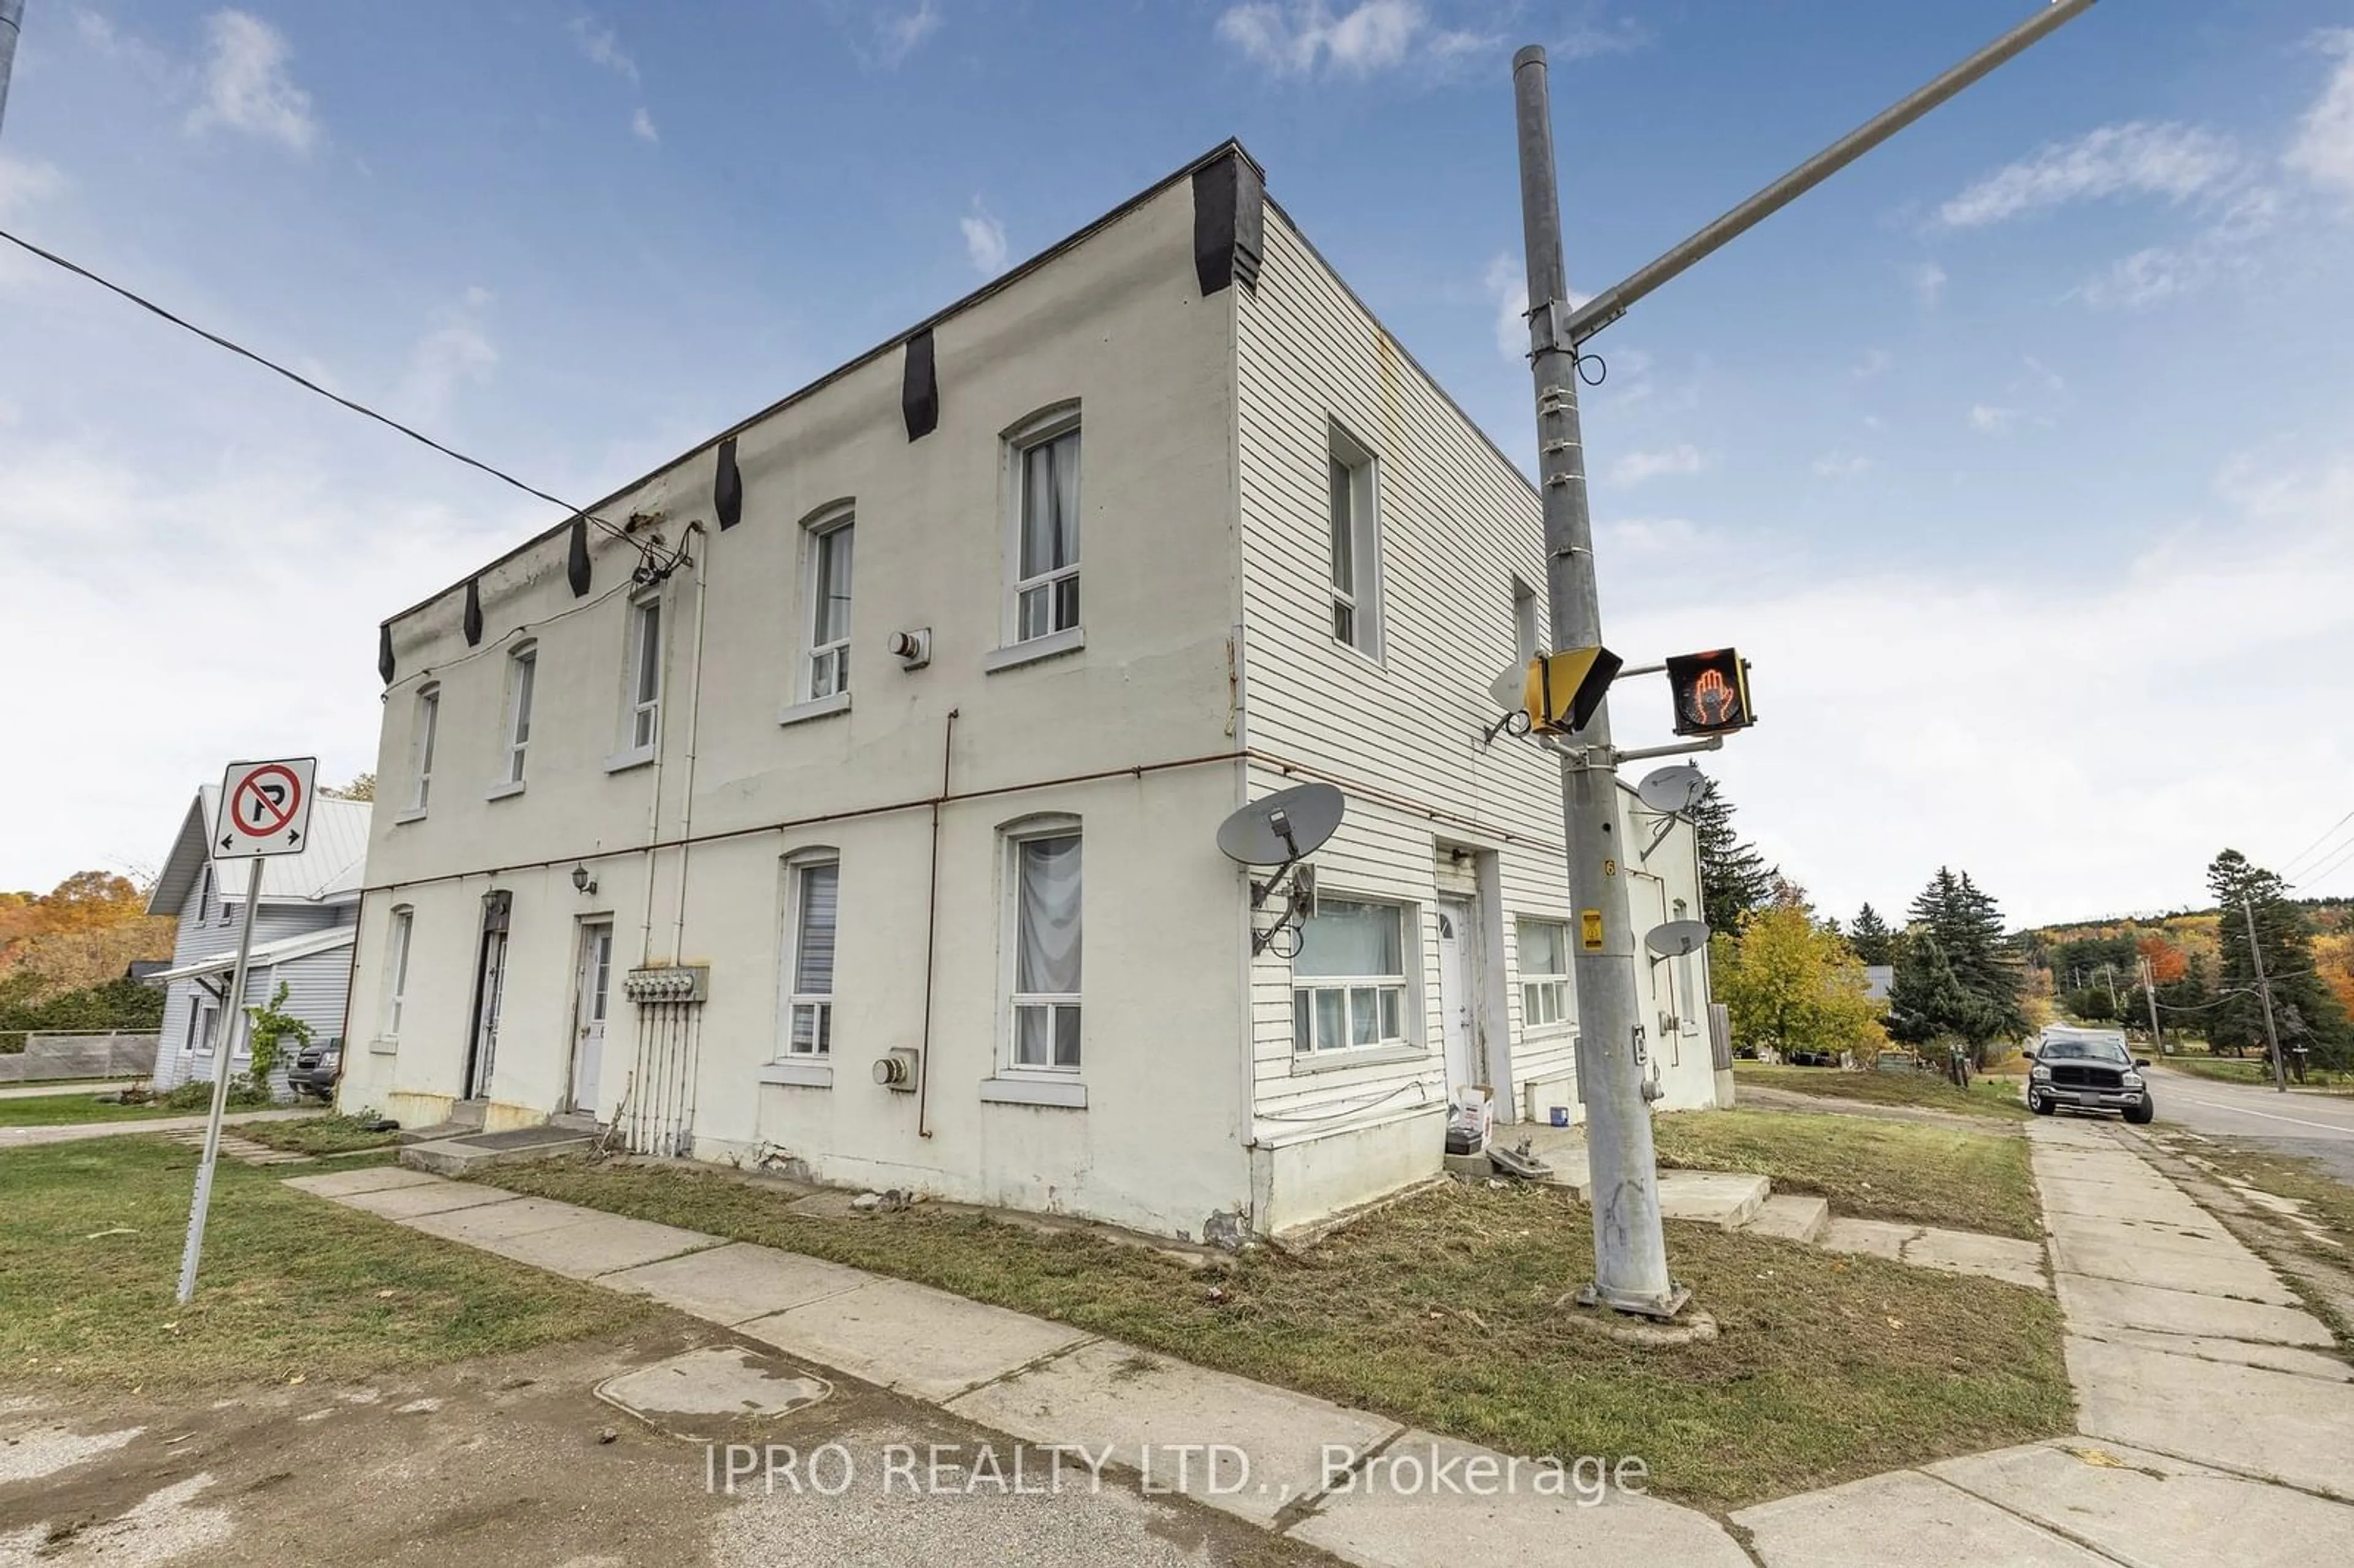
(571, 864, 597, 896)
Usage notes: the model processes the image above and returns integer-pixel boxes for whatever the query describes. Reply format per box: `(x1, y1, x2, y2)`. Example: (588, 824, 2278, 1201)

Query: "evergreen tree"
(1691, 780, 1777, 937)
(1849, 902, 1895, 965)
(1886, 932, 2007, 1056)
(1898, 867, 2029, 1059)
(2206, 850, 2350, 1068)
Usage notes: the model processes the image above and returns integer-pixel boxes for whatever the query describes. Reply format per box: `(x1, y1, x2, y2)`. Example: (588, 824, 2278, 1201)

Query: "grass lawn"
(1652, 1108, 2043, 1241)
(0, 1136, 653, 1391)
(2160, 1054, 2352, 1093)
(1733, 1062, 2031, 1121)
(477, 1158, 2070, 1514)
(235, 1113, 406, 1157)
(0, 1092, 192, 1128)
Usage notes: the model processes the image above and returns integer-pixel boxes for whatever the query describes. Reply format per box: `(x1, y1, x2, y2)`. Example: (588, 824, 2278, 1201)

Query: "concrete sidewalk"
(0, 1107, 320, 1149)
(286, 1126, 2354, 1566)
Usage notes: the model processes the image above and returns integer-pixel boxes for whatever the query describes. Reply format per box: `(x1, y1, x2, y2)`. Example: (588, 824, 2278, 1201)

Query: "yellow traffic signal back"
(1525, 645, 1623, 734)
(1664, 648, 1754, 736)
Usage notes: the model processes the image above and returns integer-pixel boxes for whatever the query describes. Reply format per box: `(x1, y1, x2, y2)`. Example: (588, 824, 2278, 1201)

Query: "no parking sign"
(215, 757, 317, 858)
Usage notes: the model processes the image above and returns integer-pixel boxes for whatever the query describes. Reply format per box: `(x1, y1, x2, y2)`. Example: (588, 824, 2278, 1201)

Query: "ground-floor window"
(781, 858, 839, 1057)
(1518, 918, 1570, 1029)
(1292, 897, 1408, 1053)
(1009, 828, 1082, 1070)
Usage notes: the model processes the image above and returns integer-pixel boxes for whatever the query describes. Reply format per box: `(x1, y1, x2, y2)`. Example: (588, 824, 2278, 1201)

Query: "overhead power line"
(0, 223, 662, 569)
(2279, 805, 2354, 880)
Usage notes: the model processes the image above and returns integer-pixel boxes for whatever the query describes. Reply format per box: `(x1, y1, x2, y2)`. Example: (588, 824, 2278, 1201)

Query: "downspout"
(329, 887, 367, 1106)
(915, 709, 958, 1138)
(669, 524, 710, 963)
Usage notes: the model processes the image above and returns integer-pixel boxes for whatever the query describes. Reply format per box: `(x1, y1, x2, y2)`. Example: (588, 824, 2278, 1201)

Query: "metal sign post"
(176, 756, 316, 1304)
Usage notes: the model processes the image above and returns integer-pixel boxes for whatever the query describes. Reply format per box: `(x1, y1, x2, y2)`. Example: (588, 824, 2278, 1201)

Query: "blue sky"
(3, 1, 2351, 925)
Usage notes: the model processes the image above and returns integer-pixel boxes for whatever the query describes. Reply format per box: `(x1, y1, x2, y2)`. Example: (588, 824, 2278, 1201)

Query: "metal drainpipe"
(669, 525, 710, 963)
(915, 709, 958, 1138)
(327, 886, 367, 1106)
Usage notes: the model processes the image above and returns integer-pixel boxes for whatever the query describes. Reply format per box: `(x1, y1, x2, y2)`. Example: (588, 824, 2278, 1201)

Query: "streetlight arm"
(1566, 0, 2097, 344)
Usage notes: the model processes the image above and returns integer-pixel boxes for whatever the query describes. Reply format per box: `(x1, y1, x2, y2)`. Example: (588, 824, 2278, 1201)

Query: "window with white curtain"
(1327, 422, 1381, 654)
(782, 858, 839, 1056)
(382, 907, 414, 1041)
(502, 643, 536, 785)
(1292, 898, 1408, 1054)
(1519, 919, 1571, 1030)
(805, 515, 853, 701)
(411, 685, 440, 811)
(1009, 830, 1082, 1069)
(623, 591, 662, 754)
(1010, 414, 1081, 643)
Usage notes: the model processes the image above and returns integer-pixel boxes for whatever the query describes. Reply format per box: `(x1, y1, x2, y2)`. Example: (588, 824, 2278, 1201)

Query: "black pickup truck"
(2026, 1029, 2154, 1124)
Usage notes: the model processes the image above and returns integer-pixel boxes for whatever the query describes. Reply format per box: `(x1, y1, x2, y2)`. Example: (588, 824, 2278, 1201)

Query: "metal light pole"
(1507, 0, 2096, 1317)
(177, 854, 265, 1304)
(2244, 896, 2288, 1095)
(0, 1, 26, 142)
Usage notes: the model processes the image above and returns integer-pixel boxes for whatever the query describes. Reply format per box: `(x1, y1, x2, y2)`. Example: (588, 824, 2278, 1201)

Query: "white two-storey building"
(336, 143, 1720, 1241)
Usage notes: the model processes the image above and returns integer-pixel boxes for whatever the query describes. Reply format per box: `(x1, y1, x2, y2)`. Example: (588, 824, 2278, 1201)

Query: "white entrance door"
(568, 921, 613, 1115)
(1437, 899, 1476, 1092)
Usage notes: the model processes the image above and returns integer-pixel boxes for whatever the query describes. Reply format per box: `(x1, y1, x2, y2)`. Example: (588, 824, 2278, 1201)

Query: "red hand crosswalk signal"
(1664, 649, 1754, 737)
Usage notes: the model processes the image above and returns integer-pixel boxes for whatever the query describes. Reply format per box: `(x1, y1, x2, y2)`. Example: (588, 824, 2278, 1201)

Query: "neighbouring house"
(1864, 964, 1895, 1003)
(146, 788, 373, 1092)
(333, 142, 1720, 1242)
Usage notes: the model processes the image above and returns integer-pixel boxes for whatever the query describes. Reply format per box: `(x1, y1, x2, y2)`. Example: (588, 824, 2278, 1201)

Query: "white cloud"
(1482, 252, 1526, 360)
(867, 2, 943, 68)
(961, 201, 1008, 275)
(1216, 1, 1489, 78)
(1607, 444, 1707, 487)
(1936, 121, 2239, 229)
(1607, 456, 2354, 922)
(1852, 348, 1891, 381)
(2285, 29, 2354, 197)
(1810, 452, 1871, 479)
(1968, 404, 2020, 437)
(398, 295, 499, 425)
(1907, 261, 1946, 308)
(0, 156, 67, 219)
(631, 106, 659, 143)
(185, 10, 318, 154)
(1598, 516, 1702, 555)
(567, 17, 639, 82)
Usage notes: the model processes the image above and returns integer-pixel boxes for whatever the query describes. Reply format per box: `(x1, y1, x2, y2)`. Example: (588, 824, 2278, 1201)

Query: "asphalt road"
(2149, 1061, 2354, 1184)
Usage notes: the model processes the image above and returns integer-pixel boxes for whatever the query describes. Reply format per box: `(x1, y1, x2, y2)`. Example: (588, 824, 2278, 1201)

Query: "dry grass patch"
(1653, 1108, 2043, 1241)
(479, 1158, 2070, 1513)
(0, 1137, 653, 1391)
(236, 1114, 405, 1157)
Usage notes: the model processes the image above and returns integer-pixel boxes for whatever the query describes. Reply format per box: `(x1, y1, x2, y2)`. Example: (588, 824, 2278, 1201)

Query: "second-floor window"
(503, 643, 536, 786)
(1328, 423, 1382, 654)
(805, 514, 853, 701)
(411, 685, 440, 812)
(624, 592, 663, 755)
(1011, 413, 1081, 643)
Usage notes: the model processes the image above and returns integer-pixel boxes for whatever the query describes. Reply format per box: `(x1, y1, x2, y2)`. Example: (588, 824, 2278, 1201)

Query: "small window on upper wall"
(1328, 422, 1382, 655)
(411, 685, 441, 812)
(803, 511, 854, 702)
(622, 590, 663, 756)
(1010, 410, 1081, 644)
(502, 642, 537, 786)
(1512, 576, 1541, 664)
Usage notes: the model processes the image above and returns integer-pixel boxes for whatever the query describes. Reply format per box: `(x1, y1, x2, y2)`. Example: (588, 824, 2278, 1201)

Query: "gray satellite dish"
(1217, 782, 1345, 867)
(1487, 660, 1528, 714)
(1644, 919, 1712, 958)
(1636, 764, 1708, 816)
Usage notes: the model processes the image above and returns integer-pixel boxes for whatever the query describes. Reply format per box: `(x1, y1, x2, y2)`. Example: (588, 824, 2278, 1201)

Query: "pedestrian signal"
(1525, 646, 1622, 734)
(1664, 649, 1754, 736)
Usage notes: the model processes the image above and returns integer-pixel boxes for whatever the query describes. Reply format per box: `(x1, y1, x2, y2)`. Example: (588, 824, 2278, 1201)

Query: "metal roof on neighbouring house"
(145, 924, 357, 985)
(147, 787, 374, 916)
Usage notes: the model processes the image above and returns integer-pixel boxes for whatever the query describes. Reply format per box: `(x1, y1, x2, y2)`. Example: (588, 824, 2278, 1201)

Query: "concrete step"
(1655, 1170, 1772, 1230)
(399, 1125, 592, 1178)
(1739, 1193, 1830, 1244)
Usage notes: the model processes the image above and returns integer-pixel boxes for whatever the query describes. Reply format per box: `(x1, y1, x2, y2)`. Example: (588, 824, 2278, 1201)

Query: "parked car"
(290, 1038, 342, 1102)
(2026, 1029, 2154, 1123)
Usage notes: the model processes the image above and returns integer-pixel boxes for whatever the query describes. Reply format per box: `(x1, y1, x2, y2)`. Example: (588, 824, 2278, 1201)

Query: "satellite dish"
(1645, 919, 1711, 958)
(1216, 782, 1345, 867)
(1636, 764, 1708, 816)
(1487, 660, 1528, 714)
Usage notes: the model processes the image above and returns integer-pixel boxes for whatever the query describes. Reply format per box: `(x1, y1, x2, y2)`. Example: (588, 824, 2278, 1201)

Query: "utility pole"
(1504, 0, 2095, 1319)
(1514, 46, 1678, 1319)
(2100, 964, 2119, 1014)
(2244, 895, 2288, 1094)
(0, 1, 26, 143)
(2139, 954, 2166, 1054)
